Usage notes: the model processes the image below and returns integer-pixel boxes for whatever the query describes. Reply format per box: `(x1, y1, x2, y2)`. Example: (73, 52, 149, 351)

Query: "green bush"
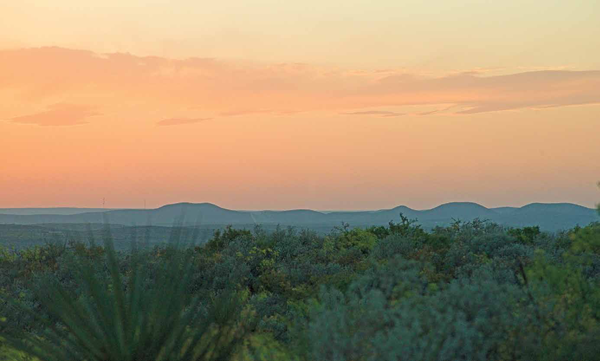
(3, 228, 252, 361)
(2, 212, 600, 361)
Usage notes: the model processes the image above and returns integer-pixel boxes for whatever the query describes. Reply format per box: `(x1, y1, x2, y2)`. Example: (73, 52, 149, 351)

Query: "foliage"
(2, 227, 252, 361)
(508, 226, 541, 245)
(2, 212, 600, 360)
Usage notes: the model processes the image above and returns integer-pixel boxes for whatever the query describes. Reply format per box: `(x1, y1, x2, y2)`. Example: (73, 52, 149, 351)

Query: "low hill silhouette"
(0, 202, 597, 231)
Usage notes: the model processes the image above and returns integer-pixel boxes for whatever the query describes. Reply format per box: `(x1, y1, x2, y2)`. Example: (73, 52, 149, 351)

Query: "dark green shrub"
(4, 228, 252, 361)
(508, 227, 541, 245)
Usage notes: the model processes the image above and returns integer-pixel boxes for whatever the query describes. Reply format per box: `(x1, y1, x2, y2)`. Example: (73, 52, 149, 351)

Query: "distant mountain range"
(0, 202, 598, 231)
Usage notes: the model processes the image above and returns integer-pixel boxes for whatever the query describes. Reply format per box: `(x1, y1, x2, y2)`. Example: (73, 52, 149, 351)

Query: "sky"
(0, 0, 599, 210)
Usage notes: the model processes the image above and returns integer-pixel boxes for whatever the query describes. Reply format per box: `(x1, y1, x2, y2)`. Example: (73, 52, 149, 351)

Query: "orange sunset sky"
(1, 0, 599, 210)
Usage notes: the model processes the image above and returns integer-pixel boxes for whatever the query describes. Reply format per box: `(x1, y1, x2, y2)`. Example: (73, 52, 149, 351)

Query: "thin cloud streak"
(219, 109, 303, 117)
(156, 117, 211, 126)
(8, 103, 100, 126)
(1, 47, 600, 122)
(341, 110, 404, 117)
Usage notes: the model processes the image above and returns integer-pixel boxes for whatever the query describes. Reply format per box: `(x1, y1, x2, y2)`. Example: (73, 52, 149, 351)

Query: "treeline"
(1, 214, 600, 360)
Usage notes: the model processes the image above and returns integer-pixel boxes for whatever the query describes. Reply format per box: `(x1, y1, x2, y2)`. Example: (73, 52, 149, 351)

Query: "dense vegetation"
(1, 208, 600, 360)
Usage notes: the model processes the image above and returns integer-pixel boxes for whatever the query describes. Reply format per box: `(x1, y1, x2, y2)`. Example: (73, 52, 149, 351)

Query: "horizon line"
(0, 200, 596, 214)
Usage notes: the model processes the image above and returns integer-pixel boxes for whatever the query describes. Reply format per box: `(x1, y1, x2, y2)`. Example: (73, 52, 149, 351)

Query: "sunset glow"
(1, 0, 599, 209)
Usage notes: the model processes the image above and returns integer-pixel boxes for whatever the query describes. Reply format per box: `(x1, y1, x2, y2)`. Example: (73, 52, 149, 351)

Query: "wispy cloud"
(156, 117, 211, 126)
(412, 105, 455, 116)
(8, 103, 100, 126)
(220, 110, 273, 117)
(415, 109, 440, 116)
(2, 47, 599, 122)
(219, 109, 302, 117)
(340, 110, 404, 118)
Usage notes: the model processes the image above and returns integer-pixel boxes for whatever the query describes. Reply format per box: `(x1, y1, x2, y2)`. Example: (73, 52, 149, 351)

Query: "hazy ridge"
(0, 202, 597, 231)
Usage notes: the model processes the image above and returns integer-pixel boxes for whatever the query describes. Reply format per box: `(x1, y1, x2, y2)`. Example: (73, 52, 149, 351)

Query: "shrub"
(4, 227, 252, 361)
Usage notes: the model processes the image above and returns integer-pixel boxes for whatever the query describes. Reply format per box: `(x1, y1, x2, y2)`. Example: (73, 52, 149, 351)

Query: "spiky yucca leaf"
(6, 224, 251, 361)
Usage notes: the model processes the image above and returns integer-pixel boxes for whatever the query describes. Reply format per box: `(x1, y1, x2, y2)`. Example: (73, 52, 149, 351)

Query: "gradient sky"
(1, 0, 599, 210)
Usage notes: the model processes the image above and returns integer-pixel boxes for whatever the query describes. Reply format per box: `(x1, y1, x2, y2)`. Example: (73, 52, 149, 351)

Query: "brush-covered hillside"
(1, 207, 600, 360)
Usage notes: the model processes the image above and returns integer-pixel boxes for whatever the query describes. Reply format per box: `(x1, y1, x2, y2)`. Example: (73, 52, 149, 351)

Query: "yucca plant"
(5, 224, 252, 361)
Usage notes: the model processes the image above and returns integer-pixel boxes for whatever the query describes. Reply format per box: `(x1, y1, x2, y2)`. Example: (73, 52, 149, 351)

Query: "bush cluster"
(1, 213, 600, 360)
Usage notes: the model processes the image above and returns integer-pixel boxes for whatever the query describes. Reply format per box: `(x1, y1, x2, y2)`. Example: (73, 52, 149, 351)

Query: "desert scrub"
(4, 226, 253, 361)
